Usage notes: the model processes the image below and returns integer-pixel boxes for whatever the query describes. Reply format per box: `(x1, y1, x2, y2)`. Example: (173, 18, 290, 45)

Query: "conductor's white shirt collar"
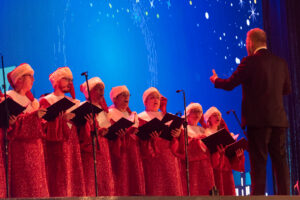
(254, 46, 267, 54)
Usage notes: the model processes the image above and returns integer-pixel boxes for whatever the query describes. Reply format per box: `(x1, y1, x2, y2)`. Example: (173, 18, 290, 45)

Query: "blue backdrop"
(1, 0, 272, 195)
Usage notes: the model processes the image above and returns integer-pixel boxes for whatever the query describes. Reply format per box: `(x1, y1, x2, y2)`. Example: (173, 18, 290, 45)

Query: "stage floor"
(4, 196, 300, 200)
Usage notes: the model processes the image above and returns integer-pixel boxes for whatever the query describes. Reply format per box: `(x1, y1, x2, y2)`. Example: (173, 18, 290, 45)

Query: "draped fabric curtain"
(262, 0, 300, 195)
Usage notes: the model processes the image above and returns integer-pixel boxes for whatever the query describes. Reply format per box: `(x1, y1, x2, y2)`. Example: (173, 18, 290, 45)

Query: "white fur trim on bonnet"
(142, 87, 161, 105)
(49, 67, 73, 88)
(203, 106, 222, 123)
(109, 85, 129, 102)
(80, 77, 105, 99)
(186, 103, 203, 116)
(8, 63, 34, 86)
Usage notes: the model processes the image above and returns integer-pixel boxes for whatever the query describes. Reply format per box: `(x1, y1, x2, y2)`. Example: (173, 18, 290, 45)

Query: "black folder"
(0, 98, 26, 128)
(160, 113, 184, 141)
(43, 97, 75, 121)
(225, 138, 248, 158)
(161, 112, 177, 123)
(105, 117, 134, 140)
(201, 128, 236, 154)
(137, 118, 167, 140)
(71, 102, 103, 126)
(162, 113, 184, 129)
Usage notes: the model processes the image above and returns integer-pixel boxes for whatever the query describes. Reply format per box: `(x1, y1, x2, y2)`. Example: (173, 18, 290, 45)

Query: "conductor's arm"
(210, 57, 250, 91)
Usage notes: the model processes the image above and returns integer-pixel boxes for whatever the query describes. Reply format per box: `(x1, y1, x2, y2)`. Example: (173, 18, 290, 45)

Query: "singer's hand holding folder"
(137, 118, 167, 140)
(160, 113, 184, 141)
(0, 98, 26, 128)
(71, 102, 103, 126)
(105, 118, 134, 140)
(43, 97, 75, 121)
(225, 137, 248, 158)
(201, 128, 236, 154)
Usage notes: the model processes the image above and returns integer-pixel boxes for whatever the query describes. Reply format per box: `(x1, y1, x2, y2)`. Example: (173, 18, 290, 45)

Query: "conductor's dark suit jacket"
(215, 49, 292, 128)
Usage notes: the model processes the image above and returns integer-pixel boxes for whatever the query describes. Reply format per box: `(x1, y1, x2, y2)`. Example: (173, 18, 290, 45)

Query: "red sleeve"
(230, 153, 245, 172)
(159, 96, 167, 114)
(108, 118, 126, 158)
(39, 98, 70, 141)
(39, 98, 50, 109)
(79, 118, 104, 153)
(220, 118, 230, 133)
(171, 131, 186, 160)
(215, 57, 250, 91)
(138, 118, 161, 158)
(8, 112, 45, 140)
(199, 115, 207, 128)
(79, 122, 93, 153)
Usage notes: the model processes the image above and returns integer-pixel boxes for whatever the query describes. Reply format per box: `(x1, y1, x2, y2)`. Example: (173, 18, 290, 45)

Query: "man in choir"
(138, 87, 183, 196)
(174, 103, 215, 195)
(5, 63, 49, 197)
(39, 67, 86, 197)
(210, 28, 291, 195)
(108, 85, 145, 195)
(204, 106, 245, 195)
(79, 77, 115, 196)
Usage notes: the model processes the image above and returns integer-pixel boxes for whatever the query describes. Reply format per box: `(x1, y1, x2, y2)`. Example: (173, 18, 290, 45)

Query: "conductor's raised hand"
(210, 69, 219, 84)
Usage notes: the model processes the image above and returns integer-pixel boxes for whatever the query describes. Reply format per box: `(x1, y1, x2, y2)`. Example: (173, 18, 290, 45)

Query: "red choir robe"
(0, 128, 6, 198)
(206, 127, 245, 195)
(174, 125, 215, 195)
(39, 93, 86, 197)
(108, 106, 145, 196)
(138, 111, 183, 196)
(78, 101, 115, 196)
(7, 90, 49, 198)
(0, 92, 6, 198)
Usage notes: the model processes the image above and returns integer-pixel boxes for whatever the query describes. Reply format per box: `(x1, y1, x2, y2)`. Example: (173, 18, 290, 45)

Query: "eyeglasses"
(211, 113, 221, 118)
(147, 95, 160, 100)
(21, 74, 34, 80)
(190, 109, 202, 114)
(117, 92, 130, 98)
(93, 84, 104, 90)
(61, 77, 73, 82)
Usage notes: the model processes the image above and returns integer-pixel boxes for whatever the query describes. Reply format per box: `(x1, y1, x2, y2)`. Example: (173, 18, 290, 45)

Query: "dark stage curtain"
(262, 0, 300, 195)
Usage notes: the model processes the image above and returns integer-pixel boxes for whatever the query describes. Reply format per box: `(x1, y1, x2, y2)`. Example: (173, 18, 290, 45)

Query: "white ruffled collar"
(7, 90, 39, 113)
(138, 111, 164, 122)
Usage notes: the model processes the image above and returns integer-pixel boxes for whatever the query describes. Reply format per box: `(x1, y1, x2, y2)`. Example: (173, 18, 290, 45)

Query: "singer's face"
(188, 109, 202, 124)
(145, 92, 160, 112)
(209, 112, 221, 127)
(58, 77, 73, 93)
(114, 91, 130, 110)
(15, 74, 34, 93)
(90, 84, 104, 101)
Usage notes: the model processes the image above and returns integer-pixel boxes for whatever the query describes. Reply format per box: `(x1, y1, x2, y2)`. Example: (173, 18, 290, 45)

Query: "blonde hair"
(247, 28, 267, 45)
